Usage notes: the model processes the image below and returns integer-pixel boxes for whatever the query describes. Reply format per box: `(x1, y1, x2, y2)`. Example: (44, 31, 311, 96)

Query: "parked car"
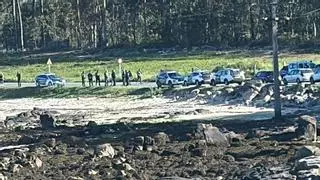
(183, 70, 211, 86)
(155, 70, 184, 88)
(282, 69, 314, 85)
(310, 68, 320, 84)
(280, 66, 288, 78)
(35, 73, 66, 87)
(210, 68, 245, 86)
(253, 71, 274, 83)
(287, 61, 316, 72)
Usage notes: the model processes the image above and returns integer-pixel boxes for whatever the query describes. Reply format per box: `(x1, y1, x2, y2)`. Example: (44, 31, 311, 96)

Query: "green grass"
(0, 86, 164, 99)
(1, 50, 320, 82)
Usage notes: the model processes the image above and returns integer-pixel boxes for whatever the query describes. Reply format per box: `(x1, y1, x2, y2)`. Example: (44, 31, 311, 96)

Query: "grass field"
(1, 50, 320, 82)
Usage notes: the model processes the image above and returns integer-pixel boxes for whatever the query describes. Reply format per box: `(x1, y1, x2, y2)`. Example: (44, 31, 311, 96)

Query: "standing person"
(16, 72, 21, 87)
(81, 71, 86, 87)
(137, 69, 142, 83)
(111, 70, 116, 86)
(125, 70, 130, 86)
(104, 71, 108, 86)
(122, 70, 125, 86)
(95, 71, 101, 86)
(0, 72, 3, 84)
(88, 72, 93, 87)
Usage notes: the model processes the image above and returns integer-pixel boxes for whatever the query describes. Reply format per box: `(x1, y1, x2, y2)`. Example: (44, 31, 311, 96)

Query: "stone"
(144, 136, 154, 146)
(18, 135, 36, 144)
(134, 136, 145, 147)
(35, 157, 42, 168)
(88, 169, 98, 175)
(77, 148, 86, 155)
(12, 164, 23, 173)
(0, 173, 7, 180)
(202, 125, 229, 147)
(40, 113, 56, 129)
(44, 138, 56, 148)
(191, 148, 207, 157)
(263, 95, 272, 103)
(95, 143, 115, 158)
(123, 163, 135, 172)
(294, 156, 320, 178)
(296, 115, 317, 141)
(154, 132, 170, 146)
(295, 146, 320, 159)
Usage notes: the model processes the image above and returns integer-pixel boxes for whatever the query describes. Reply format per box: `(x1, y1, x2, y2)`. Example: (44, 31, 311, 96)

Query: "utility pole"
(271, 0, 282, 119)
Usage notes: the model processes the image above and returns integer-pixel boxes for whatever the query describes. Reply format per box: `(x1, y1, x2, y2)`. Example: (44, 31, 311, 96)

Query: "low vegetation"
(1, 50, 320, 82)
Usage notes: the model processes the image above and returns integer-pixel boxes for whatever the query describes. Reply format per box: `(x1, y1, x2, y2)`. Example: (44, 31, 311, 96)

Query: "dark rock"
(87, 121, 97, 127)
(295, 146, 320, 160)
(77, 148, 86, 155)
(191, 148, 207, 157)
(54, 143, 68, 154)
(202, 125, 229, 147)
(134, 136, 144, 147)
(296, 115, 317, 141)
(154, 132, 170, 146)
(144, 136, 154, 146)
(223, 155, 235, 162)
(18, 135, 37, 144)
(44, 138, 56, 148)
(40, 113, 56, 129)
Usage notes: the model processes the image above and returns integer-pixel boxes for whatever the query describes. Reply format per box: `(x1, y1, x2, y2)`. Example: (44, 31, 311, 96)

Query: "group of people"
(81, 69, 142, 87)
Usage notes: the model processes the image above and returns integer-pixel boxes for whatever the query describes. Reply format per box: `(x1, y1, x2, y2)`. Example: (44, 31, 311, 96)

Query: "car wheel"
(47, 81, 53, 87)
(168, 81, 173, 88)
(224, 79, 229, 85)
(311, 77, 315, 84)
(296, 78, 301, 84)
(283, 79, 288, 85)
(156, 81, 162, 88)
(195, 80, 200, 87)
(36, 82, 40, 87)
(210, 79, 216, 86)
(183, 81, 188, 86)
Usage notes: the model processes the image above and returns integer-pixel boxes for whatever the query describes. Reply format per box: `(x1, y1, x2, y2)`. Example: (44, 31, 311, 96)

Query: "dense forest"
(0, 0, 319, 52)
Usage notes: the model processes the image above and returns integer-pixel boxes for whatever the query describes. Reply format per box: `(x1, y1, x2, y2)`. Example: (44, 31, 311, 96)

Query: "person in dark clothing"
(16, 72, 21, 87)
(137, 69, 142, 83)
(88, 72, 93, 87)
(125, 70, 130, 86)
(111, 70, 116, 86)
(95, 71, 100, 86)
(122, 70, 125, 85)
(104, 71, 108, 86)
(81, 71, 86, 87)
(0, 73, 3, 84)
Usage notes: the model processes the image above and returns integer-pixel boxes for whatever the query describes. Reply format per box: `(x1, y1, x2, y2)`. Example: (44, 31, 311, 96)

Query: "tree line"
(0, 0, 319, 52)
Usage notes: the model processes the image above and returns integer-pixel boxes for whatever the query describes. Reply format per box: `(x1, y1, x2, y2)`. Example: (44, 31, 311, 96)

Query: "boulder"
(95, 143, 115, 158)
(196, 124, 229, 147)
(295, 146, 320, 159)
(154, 132, 170, 146)
(40, 113, 56, 129)
(0, 173, 7, 180)
(296, 115, 317, 141)
(294, 156, 320, 178)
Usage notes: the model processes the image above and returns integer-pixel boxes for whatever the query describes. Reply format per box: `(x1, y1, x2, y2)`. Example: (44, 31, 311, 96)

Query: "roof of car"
(160, 70, 176, 73)
(36, 73, 55, 76)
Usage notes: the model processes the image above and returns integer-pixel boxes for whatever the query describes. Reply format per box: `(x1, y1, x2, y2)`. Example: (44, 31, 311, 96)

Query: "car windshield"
(48, 75, 58, 79)
(168, 72, 180, 78)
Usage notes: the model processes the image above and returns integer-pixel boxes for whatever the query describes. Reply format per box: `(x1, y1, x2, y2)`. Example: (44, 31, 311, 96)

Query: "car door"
(314, 69, 320, 81)
(215, 71, 222, 83)
(38, 75, 47, 85)
(289, 70, 297, 82)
